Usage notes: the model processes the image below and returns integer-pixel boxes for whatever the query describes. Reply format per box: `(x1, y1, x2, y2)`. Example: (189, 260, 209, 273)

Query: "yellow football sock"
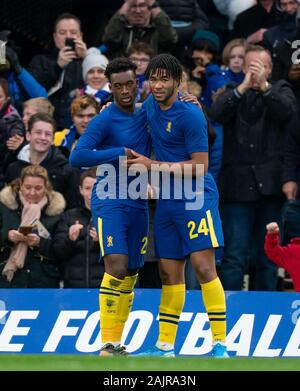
(99, 272, 123, 344)
(114, 274, 138, 343)
(201, 277, 226, 343)
(158, 284, 185, 347)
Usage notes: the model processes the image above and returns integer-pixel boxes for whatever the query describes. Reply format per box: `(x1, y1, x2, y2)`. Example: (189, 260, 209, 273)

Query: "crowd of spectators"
(1, 0, 300, 292)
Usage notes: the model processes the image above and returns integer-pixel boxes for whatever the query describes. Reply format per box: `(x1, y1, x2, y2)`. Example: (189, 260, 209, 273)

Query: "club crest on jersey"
(107, 235, 113, 247)
(166, 121, 172, 132)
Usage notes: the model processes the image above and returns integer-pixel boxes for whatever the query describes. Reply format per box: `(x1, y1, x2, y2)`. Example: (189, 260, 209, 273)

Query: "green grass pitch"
(0, 355, 299, 371)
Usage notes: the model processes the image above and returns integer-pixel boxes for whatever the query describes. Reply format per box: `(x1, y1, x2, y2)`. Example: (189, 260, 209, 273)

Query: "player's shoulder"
(175, 100, 206, 120)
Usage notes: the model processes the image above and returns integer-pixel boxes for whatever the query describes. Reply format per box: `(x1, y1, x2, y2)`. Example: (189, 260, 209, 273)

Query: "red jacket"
(264, 233, 300, 292)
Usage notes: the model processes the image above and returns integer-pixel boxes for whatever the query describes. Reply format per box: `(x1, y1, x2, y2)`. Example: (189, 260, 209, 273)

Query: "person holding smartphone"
(28, 13, 87, 129)
(0, 165, 66, 288)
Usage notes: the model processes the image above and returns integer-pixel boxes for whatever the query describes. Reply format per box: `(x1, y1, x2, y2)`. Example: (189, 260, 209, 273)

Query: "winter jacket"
(264, 233, 300, 292)
(5, 145, 81, 209)
(53, 206, 104, 288)
(0, 100, 25, 189)
(232, 2, 281, 41)
(28, 49, 84, 129)
(210, 80, 297, 202)
(102, 9, 178, 58)
(282, 109, 300, 193)
(159, 0, 209, 39)
(0, 185, 65, 288)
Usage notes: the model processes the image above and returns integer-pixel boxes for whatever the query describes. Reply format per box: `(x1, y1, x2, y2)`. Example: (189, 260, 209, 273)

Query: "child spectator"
(22, 98, 54, 131)
(264, 201, 300, 292)
(128, 42, 154, 102)
(76, 48, 110, 105)
(221, 38, 247, 84)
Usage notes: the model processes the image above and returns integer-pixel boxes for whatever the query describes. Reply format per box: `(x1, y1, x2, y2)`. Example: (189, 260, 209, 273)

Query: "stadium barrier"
(0, 289, 299, 357)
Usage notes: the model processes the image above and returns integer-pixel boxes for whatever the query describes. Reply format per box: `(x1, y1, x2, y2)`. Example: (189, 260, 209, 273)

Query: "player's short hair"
(104, 57, 137, 82)
(145, 53, 183, 83)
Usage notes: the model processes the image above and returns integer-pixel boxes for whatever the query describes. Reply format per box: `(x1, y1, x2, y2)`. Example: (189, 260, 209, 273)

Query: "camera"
(65, 38, 76, 51)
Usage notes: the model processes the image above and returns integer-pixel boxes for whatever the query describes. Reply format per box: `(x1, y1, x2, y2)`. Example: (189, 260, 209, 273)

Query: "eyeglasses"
(130, 57, 150, 64)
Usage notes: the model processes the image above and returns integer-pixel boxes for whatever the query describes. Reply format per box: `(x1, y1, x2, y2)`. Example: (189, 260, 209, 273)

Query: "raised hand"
(69, 220, 84, 241)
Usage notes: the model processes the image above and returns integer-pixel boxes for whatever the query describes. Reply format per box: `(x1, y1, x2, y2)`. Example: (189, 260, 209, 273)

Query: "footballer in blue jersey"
(70, 58, 151, 356)
(127, 54, 228, 358)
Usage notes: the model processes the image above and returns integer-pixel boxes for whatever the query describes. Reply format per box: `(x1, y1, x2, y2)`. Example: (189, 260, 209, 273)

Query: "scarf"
(2, 192, 48, 282)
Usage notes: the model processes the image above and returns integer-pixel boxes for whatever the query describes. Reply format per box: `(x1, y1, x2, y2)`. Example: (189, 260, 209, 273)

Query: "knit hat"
(191, 29, 220, 52)
(82, 47, 108, 81)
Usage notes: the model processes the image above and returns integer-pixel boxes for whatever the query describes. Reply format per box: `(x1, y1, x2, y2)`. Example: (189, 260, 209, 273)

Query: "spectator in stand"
(232, 0, 281, 44)
(262, 0, 299, 52)
(128, 41, 154, 102)
(22, 98, 55, 131)
(158, 0, 209, 60)
(54, 95, 100, 157)
(5, 113, 81, 209)
(265, 207, 300, 292)
(272, 5, 300, 100)
(0, 31, 47, 113)
(187, 30, 228, 181)
(28, 13, 87, 129)
(0, 165, 65, 288)
(213, 0, 256, 30)
(189, 30, 229, 109)
(210, 44, 297, 291)
(72, 48, 110, 105)
(53, 168, 104, 288)
(282, 104, 300, 202)
(221, 38, 247, 84)
(102, 0, 178, 58)
(0, 78, 25, 190)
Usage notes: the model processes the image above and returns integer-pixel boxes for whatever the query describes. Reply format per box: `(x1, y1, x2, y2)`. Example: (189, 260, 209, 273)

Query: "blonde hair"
(20, 165, 53, 194)
(23, 98, 55, 117)
(222, 38, 247, 67)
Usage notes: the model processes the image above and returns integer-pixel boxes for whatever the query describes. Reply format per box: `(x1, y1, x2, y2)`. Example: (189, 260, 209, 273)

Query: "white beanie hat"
(82, 47, 108, 81)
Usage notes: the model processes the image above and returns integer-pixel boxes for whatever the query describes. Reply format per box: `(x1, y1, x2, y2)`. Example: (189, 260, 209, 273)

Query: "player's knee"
(194, 265, 216, 284)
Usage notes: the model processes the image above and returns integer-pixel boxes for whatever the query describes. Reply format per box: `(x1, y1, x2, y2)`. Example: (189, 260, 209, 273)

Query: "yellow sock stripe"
(97, 217, 105, 257)
(206, 210, 219, 248)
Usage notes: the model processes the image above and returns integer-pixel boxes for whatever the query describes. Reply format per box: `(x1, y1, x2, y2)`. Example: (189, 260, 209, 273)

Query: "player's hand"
(282, 181, 298, 200)
(266, 222, 279, 235)
(180, 93, 201, 108)
(8, 229, 26, 243)
(69, 220, 84, 241)
(25, 233, 40, 247)
(89, 227, 98, 242)
(100, 101, 112, 113)
(127, 150, 153, 169)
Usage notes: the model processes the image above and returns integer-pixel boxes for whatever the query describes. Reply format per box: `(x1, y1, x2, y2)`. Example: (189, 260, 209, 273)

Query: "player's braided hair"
(104, 57, 137, 82)
(145, 53, 182, 83)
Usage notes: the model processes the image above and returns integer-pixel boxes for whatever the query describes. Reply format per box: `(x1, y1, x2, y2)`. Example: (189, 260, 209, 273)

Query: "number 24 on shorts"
(188, 217, 209, 239)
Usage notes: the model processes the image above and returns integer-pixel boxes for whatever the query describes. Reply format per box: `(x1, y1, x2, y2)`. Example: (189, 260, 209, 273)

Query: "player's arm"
(69, 113, 125, 167)
(127, 107, 208, 176)
(127, 150, 208, 176)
